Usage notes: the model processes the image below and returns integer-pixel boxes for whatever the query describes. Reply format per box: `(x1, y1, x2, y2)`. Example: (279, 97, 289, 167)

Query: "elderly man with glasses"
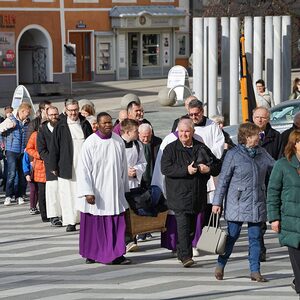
(49, 99, 93, 232)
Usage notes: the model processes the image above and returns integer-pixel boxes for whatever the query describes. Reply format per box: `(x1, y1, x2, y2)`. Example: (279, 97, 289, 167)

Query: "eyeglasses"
(48, 114, 59, 117)
(189, 113, 201, 117)
(66, 108, 79, 113)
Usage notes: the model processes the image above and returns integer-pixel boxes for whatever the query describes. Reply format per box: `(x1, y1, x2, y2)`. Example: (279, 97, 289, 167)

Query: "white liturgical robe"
(76, 132, 129, 216)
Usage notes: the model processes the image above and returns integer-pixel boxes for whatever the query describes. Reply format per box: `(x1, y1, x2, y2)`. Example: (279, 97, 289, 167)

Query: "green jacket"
(267, 155, 300, 248)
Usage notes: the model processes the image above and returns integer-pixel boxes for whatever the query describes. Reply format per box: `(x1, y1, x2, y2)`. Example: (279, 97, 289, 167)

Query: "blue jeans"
(217, 221, 261, 273)
(5, 151, 27, 198)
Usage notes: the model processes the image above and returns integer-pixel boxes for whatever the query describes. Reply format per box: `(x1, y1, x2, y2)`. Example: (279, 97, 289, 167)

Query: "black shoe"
(85, 258, 96, 264)
(111, 256, 131, 265)
(66, 224, 76, 232)
(291, 279, 296, 291)
(42, 218, 50, 223)
(50, 217, 63, 227)
(260, 252, 266, 262)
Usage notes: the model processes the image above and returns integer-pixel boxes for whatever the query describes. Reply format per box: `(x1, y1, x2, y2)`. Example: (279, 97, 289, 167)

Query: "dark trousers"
(37, 183, 47, 221)
(174, 211, 196, 261)
(5, 151, 27, 198)
(288, 246, 300, 294)
(29, 181, 38, 209)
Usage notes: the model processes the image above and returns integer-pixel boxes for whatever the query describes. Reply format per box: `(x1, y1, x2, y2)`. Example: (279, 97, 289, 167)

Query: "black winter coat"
(49, 115, 93, 179)
(37, 122, 57, 181)
(260, 123, 281, 160)
(161, 138, 222, 214)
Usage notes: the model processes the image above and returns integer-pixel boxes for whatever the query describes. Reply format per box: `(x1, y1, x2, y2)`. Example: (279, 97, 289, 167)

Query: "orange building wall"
(0, 0, 59, 8)
(65, 11, 111, 34)
(64, 0, 178, 9)
(0, 11, 62, 73)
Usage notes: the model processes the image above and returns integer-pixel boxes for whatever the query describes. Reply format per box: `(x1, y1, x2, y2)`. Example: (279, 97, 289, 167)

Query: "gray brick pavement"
(0, 201, 298, 300)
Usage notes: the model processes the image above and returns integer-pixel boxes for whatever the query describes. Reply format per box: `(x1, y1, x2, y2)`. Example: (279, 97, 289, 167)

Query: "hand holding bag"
(196, 212, 228, 255)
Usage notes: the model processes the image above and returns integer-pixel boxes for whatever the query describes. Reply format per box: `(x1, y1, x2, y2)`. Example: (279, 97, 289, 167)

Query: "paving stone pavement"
(0, 199, 298, 300)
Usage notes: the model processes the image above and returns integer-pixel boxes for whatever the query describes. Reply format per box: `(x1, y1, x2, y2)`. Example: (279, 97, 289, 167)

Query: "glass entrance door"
(128, 33, 140, 78)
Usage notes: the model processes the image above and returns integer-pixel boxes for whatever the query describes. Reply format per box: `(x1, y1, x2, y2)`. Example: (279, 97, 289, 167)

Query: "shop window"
(96, 38, 113, 73)
(142, 34, 160, 67)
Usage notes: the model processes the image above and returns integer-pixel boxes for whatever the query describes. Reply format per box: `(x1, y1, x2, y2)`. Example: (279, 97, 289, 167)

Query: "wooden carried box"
(125, 209, 168, 237)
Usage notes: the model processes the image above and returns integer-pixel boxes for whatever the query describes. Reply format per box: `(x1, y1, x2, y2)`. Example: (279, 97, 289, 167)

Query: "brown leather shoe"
(215, 266, 224, 280)
(182, 258, 194, 268)
(250, 272, 268, 282)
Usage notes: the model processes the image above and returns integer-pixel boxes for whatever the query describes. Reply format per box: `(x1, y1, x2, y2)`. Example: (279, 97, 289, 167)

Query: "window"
(96, 37, 113, 73)
(142, 34, 160, 67)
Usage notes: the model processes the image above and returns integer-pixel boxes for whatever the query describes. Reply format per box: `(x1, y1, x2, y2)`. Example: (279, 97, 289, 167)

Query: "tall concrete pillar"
(282, 15, 291, 101)
(265, 16, 273, 93)
(229, 17, 240, 125)
(208, 17, 218, 117)
(253, 17, 263, 87)
(203, 18, 209, 114)
(221, 17, 230, 124)
(192, 18, 203, 101)
(244, 16, 253, 73)
(273, 16, 282, 105)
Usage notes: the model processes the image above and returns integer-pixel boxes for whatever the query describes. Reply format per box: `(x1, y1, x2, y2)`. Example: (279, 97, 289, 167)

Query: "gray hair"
(178, 118, 194, 130)
(138, 123, 152, 133)
(65, 99, 79, 107)
(210, 115, 224, 125)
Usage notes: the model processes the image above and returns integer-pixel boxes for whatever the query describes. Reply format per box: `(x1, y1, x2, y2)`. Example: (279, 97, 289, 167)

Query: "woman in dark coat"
(267, 130, 300, 295)
(212, 123, 274, 282)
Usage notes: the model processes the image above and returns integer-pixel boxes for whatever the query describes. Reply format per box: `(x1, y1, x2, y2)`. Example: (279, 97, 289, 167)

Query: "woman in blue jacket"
(212, 123, 274, 282)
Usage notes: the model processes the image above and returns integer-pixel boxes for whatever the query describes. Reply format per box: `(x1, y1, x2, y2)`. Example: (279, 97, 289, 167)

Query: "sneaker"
(145, 233, 153, 240)
(17, 197, 25, 205)
(137, 234, 146, 242)
(29, 208, 40, 215)
(4, 197, 12, 206)
(193, 247, 200, 257)
(126, 241, 138, 253)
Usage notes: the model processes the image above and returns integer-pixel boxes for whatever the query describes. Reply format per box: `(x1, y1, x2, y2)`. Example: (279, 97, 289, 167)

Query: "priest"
(77, 112, 131, 265)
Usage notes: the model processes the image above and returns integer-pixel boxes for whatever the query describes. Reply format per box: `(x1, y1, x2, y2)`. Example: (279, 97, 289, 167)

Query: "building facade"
(0, 0, 189, 94)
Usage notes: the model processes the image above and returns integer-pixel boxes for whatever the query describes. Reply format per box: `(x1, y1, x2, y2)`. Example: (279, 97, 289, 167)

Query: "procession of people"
(0, 92, 299, 295)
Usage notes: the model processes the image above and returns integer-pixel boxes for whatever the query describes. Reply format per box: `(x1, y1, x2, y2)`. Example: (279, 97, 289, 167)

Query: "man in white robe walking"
(77, 112, 131, 265)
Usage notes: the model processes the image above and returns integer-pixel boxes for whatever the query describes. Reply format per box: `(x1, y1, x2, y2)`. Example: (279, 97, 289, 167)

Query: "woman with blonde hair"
(267, 130, 300, 295)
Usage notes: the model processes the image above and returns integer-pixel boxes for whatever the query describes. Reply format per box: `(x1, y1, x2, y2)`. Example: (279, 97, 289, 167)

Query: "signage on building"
(0, 32, 15, 70)
(76, 21, 86, 29)
(64, 43, 77, 73)
(0, 14, 16, 28)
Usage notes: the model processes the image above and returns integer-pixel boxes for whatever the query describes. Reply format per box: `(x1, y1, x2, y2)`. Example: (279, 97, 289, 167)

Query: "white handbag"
(196, 212, 228, 255)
